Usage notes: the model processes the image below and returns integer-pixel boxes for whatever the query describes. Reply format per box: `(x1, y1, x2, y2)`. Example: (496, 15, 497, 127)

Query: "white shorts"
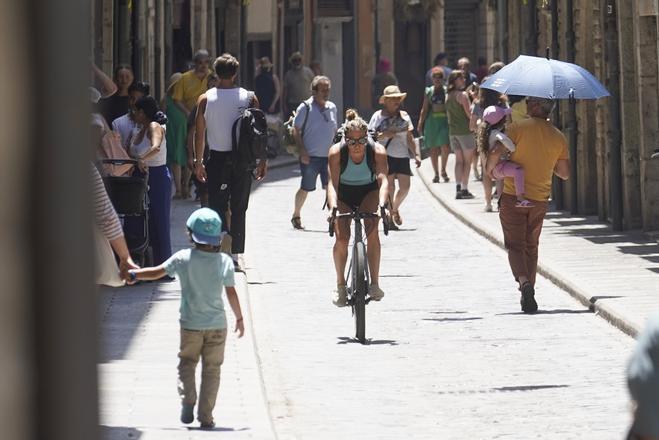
(450, 134, 476, 152)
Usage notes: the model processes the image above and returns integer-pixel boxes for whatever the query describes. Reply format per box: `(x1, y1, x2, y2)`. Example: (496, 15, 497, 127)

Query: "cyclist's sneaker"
(332, 285, 348, 307)
(369, 284, 385, 301)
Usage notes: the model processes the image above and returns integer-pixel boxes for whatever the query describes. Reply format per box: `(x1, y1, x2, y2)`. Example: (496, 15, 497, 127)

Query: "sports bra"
(340, 155, 375, 186)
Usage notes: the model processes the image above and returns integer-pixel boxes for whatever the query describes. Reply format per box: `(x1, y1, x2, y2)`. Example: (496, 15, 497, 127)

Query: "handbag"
(94, 226, 124, 287)
(283, 101, 310, 158)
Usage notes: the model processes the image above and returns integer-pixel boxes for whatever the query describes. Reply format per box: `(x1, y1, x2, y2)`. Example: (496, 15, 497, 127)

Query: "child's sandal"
(515, 199, 535, 208)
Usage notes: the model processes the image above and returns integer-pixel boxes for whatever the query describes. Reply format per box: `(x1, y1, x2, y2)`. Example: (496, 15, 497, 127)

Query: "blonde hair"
(343, 108, 368, 133)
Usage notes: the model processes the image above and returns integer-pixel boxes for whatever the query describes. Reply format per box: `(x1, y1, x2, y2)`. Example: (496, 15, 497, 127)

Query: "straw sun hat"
(379, 85, 407, 104)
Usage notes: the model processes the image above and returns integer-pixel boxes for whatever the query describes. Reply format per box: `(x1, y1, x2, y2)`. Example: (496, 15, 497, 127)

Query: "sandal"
(432, 175, 440, 183)
(291, 216, 304, 230)
(392, 211, 403, 226)
(441, 172, 449, 183)
(515, 199, 535, 208)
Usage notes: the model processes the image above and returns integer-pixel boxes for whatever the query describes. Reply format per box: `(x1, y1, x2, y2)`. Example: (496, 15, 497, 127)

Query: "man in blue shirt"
(290, 75, 338, 229)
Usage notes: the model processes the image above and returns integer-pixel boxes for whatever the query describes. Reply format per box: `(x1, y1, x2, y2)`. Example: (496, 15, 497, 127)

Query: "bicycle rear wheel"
(352, 242, 367, 343)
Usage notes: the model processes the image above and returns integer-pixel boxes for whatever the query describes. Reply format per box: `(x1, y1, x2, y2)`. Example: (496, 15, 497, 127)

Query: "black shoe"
(520, 283, 538, 313)
(461, 189, 475, 199)
(233, 259, 244, 273)
(200, 421, 215, 430)
(432, 175, 440, 183)
(180, 403, 194, 424)
(455, 191, 463, 200)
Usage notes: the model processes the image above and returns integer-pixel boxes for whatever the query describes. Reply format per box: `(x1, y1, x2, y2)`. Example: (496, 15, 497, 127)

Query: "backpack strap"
(231, 111, 244, 152)
(339, 142, 348, 175)
(300, 101, 311, 137)
(366, 140, 376, 181)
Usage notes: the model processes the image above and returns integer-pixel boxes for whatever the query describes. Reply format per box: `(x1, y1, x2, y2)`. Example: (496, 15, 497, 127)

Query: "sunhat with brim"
(186, 208, 223, 246)
(379, 85, 407, 104)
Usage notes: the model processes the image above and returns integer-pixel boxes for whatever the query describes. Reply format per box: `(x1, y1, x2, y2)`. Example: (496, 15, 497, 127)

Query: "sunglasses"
(345, 136, 368, 146)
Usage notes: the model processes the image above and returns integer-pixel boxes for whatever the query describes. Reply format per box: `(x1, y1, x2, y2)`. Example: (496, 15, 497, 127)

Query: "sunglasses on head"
(345, 136, 368, 146)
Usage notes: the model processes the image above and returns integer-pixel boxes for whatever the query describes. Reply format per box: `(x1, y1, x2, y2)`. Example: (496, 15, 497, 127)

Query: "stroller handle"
(99, 159, 139, 166)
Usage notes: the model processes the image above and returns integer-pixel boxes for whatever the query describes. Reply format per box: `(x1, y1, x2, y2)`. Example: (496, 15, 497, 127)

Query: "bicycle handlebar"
(328, 207, 389, 237)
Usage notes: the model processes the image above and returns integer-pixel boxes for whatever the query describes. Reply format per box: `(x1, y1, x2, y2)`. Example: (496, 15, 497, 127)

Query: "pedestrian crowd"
(91, 49, 657, 438)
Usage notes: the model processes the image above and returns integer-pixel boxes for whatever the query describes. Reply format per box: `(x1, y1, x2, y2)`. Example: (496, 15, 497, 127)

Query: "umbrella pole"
(568, 94, 578, 214)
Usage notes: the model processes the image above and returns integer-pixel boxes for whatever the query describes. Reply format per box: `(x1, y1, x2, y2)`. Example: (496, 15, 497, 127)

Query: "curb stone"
(416, 164, 640, 338)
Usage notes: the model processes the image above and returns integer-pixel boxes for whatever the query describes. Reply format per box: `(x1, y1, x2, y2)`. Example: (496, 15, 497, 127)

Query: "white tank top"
(130, 124, 167, 167)
(204, 87, 252, 152)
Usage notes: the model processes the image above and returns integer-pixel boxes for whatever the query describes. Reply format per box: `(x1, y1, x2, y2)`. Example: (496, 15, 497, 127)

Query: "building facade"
(488, 0, 659, 232)
(90, 0, 659, 231)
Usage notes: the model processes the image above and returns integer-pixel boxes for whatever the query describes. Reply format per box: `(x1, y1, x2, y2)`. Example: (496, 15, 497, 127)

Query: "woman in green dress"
(162, 73, 190, 199)
(417, 67, 450, 183)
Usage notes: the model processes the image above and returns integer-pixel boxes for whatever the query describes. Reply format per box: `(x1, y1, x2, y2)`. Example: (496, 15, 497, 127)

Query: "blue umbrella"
(480, 55, 609, 100)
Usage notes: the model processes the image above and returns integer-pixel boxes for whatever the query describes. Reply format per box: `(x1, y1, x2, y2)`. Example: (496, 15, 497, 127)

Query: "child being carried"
(477, 105, 534, 208)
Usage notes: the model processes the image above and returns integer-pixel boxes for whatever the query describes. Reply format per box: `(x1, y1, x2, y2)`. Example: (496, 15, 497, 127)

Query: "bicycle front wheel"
(352, 242, 367, 343)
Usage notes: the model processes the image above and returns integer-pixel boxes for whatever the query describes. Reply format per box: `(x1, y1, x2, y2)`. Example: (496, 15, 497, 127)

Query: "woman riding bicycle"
(327, 109, 389, 307)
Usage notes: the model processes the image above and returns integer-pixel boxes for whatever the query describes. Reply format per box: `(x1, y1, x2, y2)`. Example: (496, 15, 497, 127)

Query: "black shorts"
(387, 156, 412, 176)
(338, 181, 379, 209)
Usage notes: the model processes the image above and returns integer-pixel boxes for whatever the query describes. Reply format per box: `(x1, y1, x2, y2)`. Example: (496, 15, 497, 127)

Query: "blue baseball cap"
(186, 208, 222, 246)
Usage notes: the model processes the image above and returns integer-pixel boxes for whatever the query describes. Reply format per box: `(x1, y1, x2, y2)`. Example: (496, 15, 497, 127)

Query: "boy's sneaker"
(455, 191, 463, 200)
(332, 285, 348, 307)
(200, 420, 215, 430)
(369, 284, 385, 301)
(520, 282, 538, 313)
(180, 403, 194, 424)
(461, 189, 475, 199)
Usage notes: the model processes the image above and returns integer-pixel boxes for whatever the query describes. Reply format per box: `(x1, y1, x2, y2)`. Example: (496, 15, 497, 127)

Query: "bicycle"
(329, 205, 388, 344)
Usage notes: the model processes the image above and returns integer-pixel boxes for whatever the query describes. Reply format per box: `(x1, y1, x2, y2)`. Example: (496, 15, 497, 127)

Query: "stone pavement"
(99, 198, 275, 439)
(243, 164, 635, 439)
(416, 156, 659, 337)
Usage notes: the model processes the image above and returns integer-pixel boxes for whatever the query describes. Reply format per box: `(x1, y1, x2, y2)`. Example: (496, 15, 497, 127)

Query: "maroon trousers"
(499, 194, 548, 287)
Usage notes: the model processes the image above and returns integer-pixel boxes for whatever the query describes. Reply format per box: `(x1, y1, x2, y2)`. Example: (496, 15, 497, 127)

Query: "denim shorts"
(300, 156, 329, 191)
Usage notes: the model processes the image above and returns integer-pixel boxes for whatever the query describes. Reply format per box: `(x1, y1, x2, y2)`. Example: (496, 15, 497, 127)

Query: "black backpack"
(339, 137, 377, 181)
(231, 94, 268, 173)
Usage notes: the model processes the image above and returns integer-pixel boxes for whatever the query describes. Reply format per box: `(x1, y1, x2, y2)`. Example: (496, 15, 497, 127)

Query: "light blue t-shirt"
(163, 248, 235, 330)
(294, 98, 338, 157)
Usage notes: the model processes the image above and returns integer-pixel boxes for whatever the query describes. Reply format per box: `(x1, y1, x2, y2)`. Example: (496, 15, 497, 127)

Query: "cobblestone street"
(100, 163, 637, 440)
(245, 164, 634, 439)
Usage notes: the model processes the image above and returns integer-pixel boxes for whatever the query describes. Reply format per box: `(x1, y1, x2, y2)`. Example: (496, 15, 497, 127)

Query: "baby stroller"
(99, 159, 150, 266)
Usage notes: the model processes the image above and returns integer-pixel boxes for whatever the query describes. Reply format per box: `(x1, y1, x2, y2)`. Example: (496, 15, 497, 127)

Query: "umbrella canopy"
(480, 55, 610, 100)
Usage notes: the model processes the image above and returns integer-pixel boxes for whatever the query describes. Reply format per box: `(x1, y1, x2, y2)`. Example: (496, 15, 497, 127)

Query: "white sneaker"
(332, 285, 348, 307)
(369, 284, 384, 301)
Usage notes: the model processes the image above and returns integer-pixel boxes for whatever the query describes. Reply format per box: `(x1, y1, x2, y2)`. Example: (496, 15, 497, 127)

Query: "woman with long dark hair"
(130, 96, 172, 265)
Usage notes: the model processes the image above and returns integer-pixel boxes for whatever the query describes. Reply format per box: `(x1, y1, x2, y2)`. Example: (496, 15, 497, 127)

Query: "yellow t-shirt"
(504, 117, 568, 201)
(510, 100, 529, 123)
(172, 70, 210, 110)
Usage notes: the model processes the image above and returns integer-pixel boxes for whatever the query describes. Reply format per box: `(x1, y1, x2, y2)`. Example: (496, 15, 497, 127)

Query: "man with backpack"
(290, 75, 338, 230)
(194, 53, 267, 270)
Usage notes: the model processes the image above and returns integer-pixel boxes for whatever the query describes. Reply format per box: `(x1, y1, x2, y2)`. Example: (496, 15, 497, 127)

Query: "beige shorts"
(450, 134, 476, 152)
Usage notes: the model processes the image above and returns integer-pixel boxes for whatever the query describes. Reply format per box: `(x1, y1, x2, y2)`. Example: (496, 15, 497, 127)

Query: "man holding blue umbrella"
(486, 97, 570, 313)
(482, 54, 608, 313)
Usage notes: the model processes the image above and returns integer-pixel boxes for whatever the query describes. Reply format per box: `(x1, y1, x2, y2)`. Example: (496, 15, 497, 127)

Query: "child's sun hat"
(483, 105, 512, 125)
(186, 208, 223, 246)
